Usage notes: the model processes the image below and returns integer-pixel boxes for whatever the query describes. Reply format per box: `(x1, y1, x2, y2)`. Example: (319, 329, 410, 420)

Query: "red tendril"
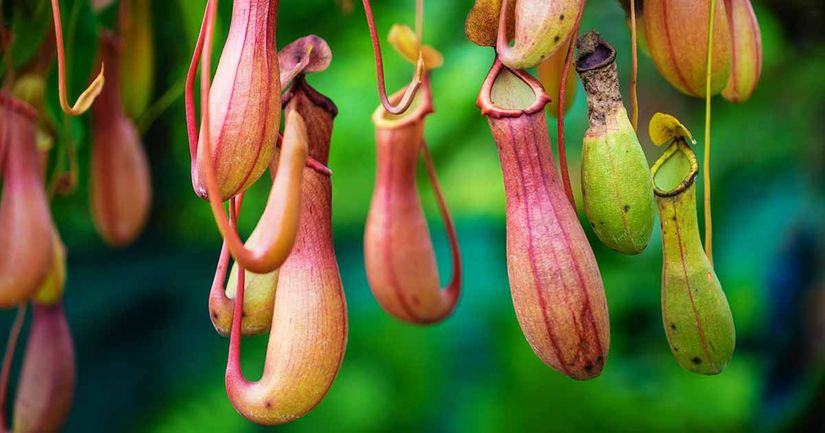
(556, 1, 587, 208)
(49, 0, 105, 116)
(227, 195, 246, 381)
(361, 0, 424, 115)
(0, 304, 27, 430)
(421, 141, 462, 306)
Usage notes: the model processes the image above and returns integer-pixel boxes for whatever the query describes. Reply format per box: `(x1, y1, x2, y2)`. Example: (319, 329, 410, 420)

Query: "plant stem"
(137, 77, 185, 135)
(415, 0, 423, 42)
(704, 0, 716, 264)
(0, 304, 27, 430)
(629, 0, 638, 131)
(47, 115, 71, 198)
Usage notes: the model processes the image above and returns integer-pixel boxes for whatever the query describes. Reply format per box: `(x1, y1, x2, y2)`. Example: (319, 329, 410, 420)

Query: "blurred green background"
(2, 0, 825, 431)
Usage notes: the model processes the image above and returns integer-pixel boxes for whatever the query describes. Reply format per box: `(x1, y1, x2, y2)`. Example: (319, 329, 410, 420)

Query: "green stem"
(137, 77, 185, 135)
(0, 304, 27, 430)
(47, 115, 71, 198)
(629, 0, 638, 131)
(703, 0, 716, 264)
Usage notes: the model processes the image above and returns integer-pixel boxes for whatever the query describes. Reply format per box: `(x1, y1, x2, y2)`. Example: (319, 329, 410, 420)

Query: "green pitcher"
(576, 31, 654, 255)
(650, 113, 736, 375)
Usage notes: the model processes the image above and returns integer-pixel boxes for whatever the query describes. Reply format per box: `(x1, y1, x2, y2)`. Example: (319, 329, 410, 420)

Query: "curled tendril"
(49, 0, 104, 116)
(185, 0, 307, 274)
(361, 0, 425, 115)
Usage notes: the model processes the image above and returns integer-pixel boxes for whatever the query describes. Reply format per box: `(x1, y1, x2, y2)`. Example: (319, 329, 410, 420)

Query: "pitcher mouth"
(0, 92, 38, 123)
(476, 58, 550, 119)
(575, 31, 616, 73)
(651, 140, 699, 198)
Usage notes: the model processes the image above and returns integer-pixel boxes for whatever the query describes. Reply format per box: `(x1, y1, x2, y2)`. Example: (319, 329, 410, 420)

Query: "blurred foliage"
(1, 0, 824, 432)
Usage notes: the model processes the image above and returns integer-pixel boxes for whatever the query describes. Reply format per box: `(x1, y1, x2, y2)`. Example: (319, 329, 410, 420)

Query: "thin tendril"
(46, 0, 86, 196)
(630, 0, 639, 131)
(184, 0, 211, 160)
(49, 0, 104, 116)
(227, 196, 245, 378)
(47, 117, 68, 198)
(67, 120, 79, 189)
(118, 0, 129, 35)
(415, 0, 423, 42)
(420, 141, 462, 304)
(275, 130, 332, 176)
(0, 304, 27, 430)
(556, 0, 586, 208)
(361, 0, 424, 115)
(59, 0, 83, 195)
(137, 76, 185, 135)
(47, 114, 75, 198)
(704, 0, 716, 264)
(0, 9, 15, 91)
(496, 0, 512, 53)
